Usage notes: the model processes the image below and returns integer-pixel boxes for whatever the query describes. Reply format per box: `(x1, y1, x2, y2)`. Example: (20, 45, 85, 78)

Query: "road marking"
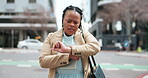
(133, 69, 148, 71)
(100, 63, 111, 65)
(143, 75, 148, 78)
(17, 65, 32, 67)
(124, 64, 134, 66)
(0, 60, 148, 71)
(1, 59, 12, 62)
(28, 60, 38, 62)
(105, 68, 120, 71)
(0, 61, 39, 66)
(100, 64, 148, 71)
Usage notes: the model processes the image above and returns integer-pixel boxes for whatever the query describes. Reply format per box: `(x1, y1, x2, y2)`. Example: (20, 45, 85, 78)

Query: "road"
(95, 51, 148, 78)
(0, 50, 48, 78)
(0, 50, 148, 78)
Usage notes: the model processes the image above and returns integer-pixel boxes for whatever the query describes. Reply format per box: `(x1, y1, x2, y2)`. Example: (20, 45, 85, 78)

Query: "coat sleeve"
(39, 33, 70, 68)
(71, 31, 101, 57)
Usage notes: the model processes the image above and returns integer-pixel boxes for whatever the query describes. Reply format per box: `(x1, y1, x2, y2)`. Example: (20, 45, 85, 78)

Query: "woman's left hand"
(51, 41, 71, 53)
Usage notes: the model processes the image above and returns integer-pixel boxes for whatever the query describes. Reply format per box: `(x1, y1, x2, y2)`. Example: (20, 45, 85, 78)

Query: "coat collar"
(53, 29, 83, 44)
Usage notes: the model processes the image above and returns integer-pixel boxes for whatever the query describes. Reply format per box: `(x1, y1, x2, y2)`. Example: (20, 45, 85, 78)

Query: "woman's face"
(63, 10, 81, 36)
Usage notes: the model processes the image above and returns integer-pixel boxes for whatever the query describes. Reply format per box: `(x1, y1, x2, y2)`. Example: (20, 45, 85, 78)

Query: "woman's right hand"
(69, 55, 80, 61)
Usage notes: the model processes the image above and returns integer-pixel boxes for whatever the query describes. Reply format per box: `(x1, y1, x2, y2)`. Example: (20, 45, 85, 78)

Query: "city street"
(0, 49, 48, 78)
(0, 49, 148, 78)
(95, 51, 148, 78)
(0, 0, 148, 78)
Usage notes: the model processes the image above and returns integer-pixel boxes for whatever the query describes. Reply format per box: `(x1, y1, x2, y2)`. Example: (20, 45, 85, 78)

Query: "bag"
(88, 56, 106, 78)
(81, 29, 105, 78)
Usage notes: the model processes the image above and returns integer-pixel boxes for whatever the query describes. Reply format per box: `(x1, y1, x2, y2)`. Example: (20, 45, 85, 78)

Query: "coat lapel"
(53, 29, 63, 42)
(74, 29, 85, 45)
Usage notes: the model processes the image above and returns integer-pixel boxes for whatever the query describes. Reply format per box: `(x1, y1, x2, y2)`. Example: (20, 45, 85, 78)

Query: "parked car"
(17, 39, 43, 50)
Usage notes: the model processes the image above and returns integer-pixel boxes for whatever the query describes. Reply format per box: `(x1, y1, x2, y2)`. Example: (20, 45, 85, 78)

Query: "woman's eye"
(74, 22, 78, 24)
(67, 20, 71, 23)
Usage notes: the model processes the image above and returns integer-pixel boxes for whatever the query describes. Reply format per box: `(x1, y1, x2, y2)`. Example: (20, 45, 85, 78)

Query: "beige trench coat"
(39, 29, 100, 78)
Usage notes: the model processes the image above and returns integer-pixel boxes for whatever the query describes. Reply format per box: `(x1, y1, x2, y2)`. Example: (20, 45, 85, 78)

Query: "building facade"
(0, 0, 57, 48)
(90, 0, 137, 50)
(90, 0, 148, 51)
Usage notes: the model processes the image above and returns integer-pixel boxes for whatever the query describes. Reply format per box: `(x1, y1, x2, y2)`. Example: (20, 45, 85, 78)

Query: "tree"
(13, 4, 56, 41)
(97, 0, 148, 50)
(98, 0, 148, 31)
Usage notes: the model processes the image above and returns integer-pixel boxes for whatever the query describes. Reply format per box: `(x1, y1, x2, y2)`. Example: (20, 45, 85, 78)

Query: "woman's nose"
(70, 23, 75, 27)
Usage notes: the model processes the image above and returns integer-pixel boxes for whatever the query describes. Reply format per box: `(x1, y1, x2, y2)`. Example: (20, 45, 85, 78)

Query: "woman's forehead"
(65, 10, 80, 16)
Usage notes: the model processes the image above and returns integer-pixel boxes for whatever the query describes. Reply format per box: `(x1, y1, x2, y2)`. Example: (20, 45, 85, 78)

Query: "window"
(0, 13, 3, 16)
(107, 40, 113, 45)
(29, 0, 36, 3)
(7, 0, 14, 3)
(29, 41, 38, 43)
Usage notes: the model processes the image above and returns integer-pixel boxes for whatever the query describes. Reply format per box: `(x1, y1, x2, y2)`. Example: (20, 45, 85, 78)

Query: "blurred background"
(0, 0, 148, 78)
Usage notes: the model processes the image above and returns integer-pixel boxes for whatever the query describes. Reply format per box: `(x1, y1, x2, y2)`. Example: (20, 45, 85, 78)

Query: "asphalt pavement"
(0, 48, 148, 78)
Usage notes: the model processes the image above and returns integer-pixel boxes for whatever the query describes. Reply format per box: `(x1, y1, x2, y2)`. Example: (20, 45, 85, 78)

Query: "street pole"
(11, 29, 14, 48)
(126, 13, 131, 52)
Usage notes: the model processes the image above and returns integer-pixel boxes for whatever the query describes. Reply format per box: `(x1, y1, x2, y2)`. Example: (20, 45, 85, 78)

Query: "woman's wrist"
(65, 46, 72, 54)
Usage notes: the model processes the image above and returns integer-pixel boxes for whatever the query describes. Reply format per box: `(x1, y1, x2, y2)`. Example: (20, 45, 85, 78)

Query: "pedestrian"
(39, 5, 101, 78)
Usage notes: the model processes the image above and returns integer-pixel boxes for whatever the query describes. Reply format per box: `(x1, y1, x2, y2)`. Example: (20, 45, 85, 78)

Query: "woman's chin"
(66, 32, 74, 36)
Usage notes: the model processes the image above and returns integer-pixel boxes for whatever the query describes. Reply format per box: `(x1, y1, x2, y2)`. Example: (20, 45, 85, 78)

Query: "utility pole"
(11, 29, 14, 48)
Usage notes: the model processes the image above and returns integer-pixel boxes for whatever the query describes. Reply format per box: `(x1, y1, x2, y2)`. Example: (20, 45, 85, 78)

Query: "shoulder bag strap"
(81, 30, 97, 73)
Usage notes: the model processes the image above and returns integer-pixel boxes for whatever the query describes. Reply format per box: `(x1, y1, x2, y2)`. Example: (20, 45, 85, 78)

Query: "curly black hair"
(62, 5, 83, 29)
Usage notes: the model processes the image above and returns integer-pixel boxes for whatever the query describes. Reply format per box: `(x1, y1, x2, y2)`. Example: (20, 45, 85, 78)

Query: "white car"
(17, 39, 43, 50)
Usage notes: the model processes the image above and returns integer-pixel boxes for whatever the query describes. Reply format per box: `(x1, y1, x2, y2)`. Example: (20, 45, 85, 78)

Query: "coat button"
(63, 62, 67, 64)
(75, 53, 77, 55)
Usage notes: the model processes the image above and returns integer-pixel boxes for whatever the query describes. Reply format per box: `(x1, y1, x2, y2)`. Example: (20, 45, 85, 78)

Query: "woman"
(39, 5, 101, 78)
